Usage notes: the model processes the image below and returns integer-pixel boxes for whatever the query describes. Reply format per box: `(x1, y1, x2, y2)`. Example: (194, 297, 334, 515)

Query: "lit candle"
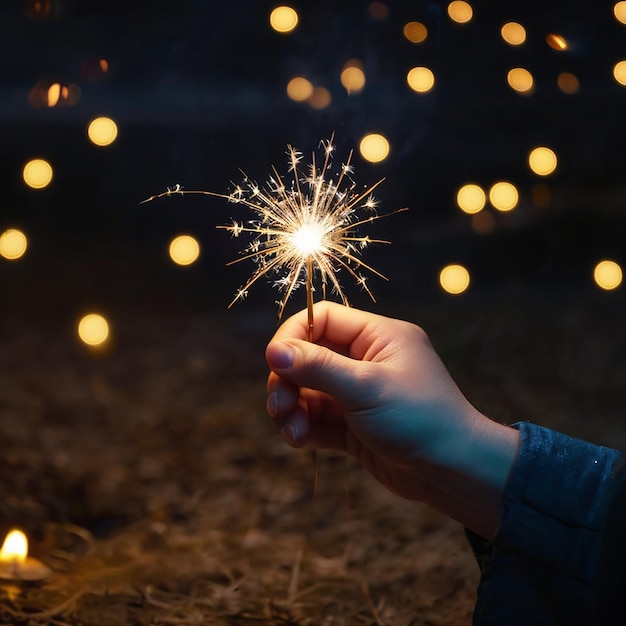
(0, 529, 51, 581)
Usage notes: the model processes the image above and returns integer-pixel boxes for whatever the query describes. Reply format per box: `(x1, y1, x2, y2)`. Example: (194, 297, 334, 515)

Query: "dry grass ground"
(1, 287, 624, 624)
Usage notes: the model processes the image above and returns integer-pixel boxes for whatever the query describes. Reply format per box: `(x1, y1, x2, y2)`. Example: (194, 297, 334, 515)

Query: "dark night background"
(2, 0, 626, 316)
(1, 2, 626, 624)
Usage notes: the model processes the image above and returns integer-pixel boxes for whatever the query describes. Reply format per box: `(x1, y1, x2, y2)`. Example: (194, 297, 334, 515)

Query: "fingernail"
(281, 423, 297, 445)
(268, 392, 278, 418)
(268, 341, 295, 369)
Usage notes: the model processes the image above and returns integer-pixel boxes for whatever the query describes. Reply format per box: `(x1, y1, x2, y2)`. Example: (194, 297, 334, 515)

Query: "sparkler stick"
(142, 138, 407, 337)
(305, 255, 314, 342)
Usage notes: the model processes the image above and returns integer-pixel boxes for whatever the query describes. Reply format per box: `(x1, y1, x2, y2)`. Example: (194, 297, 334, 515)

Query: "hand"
(265, 301, 519, 538)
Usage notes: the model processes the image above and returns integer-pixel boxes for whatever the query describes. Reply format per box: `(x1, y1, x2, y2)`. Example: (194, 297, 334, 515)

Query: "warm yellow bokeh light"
(26, 0, 52, 18)
(28, 80, 79, 109)
(615, 2, 626, 24)
(269, 6, 298, 33)
(546, 33, 568, 50)
(532, 183, 551, 208)
(501, 22, 526, 45)
(489, 181, 519, 211)
(359, 133, 390, 163)
(456, 184, 486, 214)
(87, 116, 118, 146)
(286, 76, 313, 101)
(594, 260, 623, 290)
(440, 264, 471, 294)
(471, 212, 496, 235)
(403, 21, 428, 43)
(407, 66, 435, 93)
(507, 68, 534, 94)
(308, 86, 331, 109)
(447, 1, 473, 23)
(0, 229, 28, 260)
(169, 235, 200, 266)
(558, 72, 580, 94)
(47, 82, 61, 107)
(23, 158, 53, 189)
(78, 313, 110, 347)
(340, 62, 366, 94)
(0, 529, 28, 563)
(613, 60, 626, 86)
(528, 146, 558, 176)
(369, 2, 389, 20)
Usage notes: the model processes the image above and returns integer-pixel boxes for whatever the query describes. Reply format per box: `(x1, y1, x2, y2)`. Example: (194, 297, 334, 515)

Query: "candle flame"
(0, 530, 28, 563)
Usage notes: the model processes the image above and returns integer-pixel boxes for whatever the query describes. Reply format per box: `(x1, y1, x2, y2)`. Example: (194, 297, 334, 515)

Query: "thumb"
(266, 339, 370, 409)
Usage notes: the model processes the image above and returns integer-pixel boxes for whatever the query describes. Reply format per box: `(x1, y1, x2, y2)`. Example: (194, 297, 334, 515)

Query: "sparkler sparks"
(143, 138, 407, 339)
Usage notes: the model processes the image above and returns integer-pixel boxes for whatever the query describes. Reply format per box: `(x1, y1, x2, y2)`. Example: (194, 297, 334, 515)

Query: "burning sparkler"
(143, 138, 406, 340)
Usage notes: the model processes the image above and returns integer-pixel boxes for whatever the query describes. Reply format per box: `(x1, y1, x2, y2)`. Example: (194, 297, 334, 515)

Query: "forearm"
(466, 422, 624, 623)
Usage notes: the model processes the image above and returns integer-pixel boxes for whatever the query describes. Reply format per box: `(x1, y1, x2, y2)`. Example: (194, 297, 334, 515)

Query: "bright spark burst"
(143, 138, 407, 320)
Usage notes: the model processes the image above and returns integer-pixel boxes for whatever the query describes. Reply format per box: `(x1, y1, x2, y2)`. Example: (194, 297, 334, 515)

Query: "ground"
(1, 284, 625, 625)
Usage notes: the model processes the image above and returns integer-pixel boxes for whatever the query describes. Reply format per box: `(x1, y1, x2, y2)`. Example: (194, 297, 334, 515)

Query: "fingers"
(266, 372, 299, 419)
(266, 337, 375, 411)
(265, 301, 400, 452)
(272, 301, 384, 360)
(266, 378, 350, 451)
(266, 372, 312, 446)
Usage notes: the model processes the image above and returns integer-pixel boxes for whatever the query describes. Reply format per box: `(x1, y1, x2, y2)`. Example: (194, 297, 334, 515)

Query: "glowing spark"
(142, 138, 407, 336)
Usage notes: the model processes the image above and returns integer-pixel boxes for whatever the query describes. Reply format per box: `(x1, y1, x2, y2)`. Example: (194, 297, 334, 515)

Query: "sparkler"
(143, 138, 407, 340)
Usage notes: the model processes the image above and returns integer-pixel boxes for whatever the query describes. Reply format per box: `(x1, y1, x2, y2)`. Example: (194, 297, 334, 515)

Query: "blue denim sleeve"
(466, 421, 623, 625)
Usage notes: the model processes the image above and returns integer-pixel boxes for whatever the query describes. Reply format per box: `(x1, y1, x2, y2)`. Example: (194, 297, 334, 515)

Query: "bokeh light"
(26, 0, 52, 18)
(613, 60, 626, 85)
(0, 229, 28, 260)
(489, 181, 519, 211)
(546, 33, 568, 50)
(501, 22, 526, 45)
(615, 2, 626, 24)
(169, 235, 200, 266)
(593, 260, 623, 290)
(269, 6, 298, 33)
(532, 183, 552, 208)
(403, 21, 428, 43)
(369, 2, 389, 20)
(23, 158, 53, 189)
(286, 76, 313, 101)
(87, 116, 118, 146)
(439, 264, 471, 294)
(528, 146, 558, 176)
(308, 86, 331, 109)
(340, 60, 366, 94)
(82, 57, 110, 82)
(456, 184, 486, 214)
(48, 82, 61, 106)
(27, 80, 80, 108)
(78, 313, 110, 347)
(557, 72, 580, 94)
(407, 66, 435, 93)
(447, 1, 473, 24)
(471, 212, 496, 235)
(359, 133, 390, 163)
(507, 68, 534, 94)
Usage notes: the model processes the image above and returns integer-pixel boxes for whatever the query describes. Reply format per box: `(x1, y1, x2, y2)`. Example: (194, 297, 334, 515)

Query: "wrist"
(416, 410, 520, 539)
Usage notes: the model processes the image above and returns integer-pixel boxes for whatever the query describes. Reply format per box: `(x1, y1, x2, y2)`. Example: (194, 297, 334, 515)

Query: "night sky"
(2, 1, 626, 321)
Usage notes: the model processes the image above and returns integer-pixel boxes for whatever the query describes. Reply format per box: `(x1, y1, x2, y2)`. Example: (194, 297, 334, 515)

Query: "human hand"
(265, 301, 519, 538)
